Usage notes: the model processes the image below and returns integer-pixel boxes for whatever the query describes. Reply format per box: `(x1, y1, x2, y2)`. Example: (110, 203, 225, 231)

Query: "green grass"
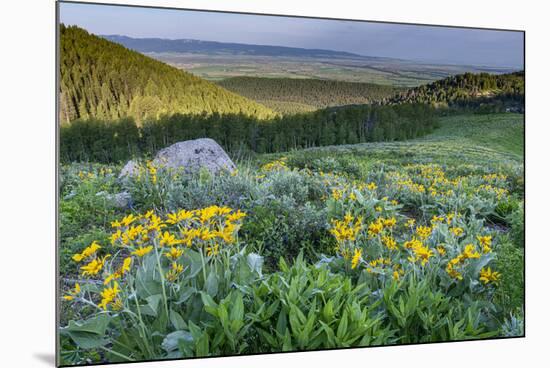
(263, 113, 524, 168)
(422, 113, 524, 157)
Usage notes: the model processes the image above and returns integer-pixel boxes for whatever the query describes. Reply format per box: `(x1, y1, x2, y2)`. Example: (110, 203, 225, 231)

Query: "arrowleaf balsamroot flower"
(132, 245, 153, 257)
(330, 214, 362, 243)
(479, 267, 501, 285)
(72, 241, 101, 262)
(477, 235, 493, 253)
(98, 282, 121, 310)
(63, 283, 81, 301)
(104, 257, 132, 285)
(450, 227, 464, 237)
(165, 247, 184, 260)
(81, 255, 110, 276)
(351, 248, 362, 269)
(416, 226, 432, 240)
(462, 244, 481, 260)
(206, 243, 220, 257)
(382, 235, 398, 250)
(159, 231, 180, 247)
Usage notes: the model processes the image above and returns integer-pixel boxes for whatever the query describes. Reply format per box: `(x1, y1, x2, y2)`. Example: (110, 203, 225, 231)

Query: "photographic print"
(57, 1, 525, 366)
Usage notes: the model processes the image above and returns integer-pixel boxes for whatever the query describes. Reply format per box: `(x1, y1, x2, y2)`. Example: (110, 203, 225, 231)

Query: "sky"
(59, 2, 524, 68)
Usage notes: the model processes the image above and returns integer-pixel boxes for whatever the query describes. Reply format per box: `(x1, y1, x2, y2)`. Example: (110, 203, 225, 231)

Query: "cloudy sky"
(59, 2, 524, 68)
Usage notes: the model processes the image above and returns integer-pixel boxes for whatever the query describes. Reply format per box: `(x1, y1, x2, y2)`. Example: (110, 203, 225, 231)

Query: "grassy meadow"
(59, 112, 524, 365)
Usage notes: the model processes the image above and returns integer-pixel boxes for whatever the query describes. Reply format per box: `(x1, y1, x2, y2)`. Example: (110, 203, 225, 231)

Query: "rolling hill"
(102, 35, 381, 59)
(59, 25, 277, 125)
(389, 71, 524, 110)
(216, 77, 403, 114)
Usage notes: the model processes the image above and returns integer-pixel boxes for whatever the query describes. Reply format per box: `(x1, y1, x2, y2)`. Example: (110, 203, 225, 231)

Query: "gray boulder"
(118, 138, 236, 179)
(119, 160, 140, 179)
(153, 138, 236, 175)
(96, 190, 132, 209)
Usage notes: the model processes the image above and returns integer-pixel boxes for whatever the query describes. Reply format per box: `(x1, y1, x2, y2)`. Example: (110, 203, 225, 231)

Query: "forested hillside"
(390, 71, 524, 110)
(59, 25, 277, 124)
(217, 77, 401, 114)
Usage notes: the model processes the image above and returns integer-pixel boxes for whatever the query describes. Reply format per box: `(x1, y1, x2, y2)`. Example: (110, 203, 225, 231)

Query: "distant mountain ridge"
(59, 25, 277, 124)
(102, 34, 389, 60)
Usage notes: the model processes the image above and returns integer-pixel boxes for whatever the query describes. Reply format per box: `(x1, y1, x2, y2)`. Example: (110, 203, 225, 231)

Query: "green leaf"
(139, 294, 162, 317)
(195, 333, 210, 357)
(336, 310, 348, 341)
(61, 314, 111, 349)
(247, 253, 264, 276)
(161, 330, 193, 353)
(169, 309, 187, 330)
(205, 270, 219, 298)
(175, 286, 196, 305)
(230, 292, 244, 322)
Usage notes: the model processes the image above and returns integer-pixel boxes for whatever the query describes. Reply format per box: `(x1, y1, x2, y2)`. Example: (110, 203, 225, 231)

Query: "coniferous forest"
(59, 25, 277, 125)
(217, 77, 403, 113)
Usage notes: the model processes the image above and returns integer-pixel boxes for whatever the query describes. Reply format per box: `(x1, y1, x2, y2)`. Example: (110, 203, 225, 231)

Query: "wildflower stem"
(200, 248, 208, 284)
(99, 346, 133, 362)
(153, 239, 170, 323)
(128, 281, 153, 357)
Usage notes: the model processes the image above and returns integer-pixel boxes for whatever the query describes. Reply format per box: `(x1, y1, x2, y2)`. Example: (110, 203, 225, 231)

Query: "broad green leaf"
(205, 270, 219, 297)
(247, 253, 264, 276)
(61, 314, 111, 349)
(169, 309, 187, 330)
(161, 330, 193, 353)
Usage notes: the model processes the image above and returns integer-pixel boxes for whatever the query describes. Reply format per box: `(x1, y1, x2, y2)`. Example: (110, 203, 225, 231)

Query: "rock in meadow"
(152, 138, 236, 175)
(119, 159, 140, 179)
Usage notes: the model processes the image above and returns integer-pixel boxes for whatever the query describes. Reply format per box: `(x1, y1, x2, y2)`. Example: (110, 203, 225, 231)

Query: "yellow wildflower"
(72, 241, 101, 262)
(159, 231, 180, 247)
(367, 220, 383, 237)
(227, 210, 246, 222)
(411, 244, 434, 266)
(446, 257, 463, 280)
(404, 238, 423, 249)
(98, 282, 120, 310)
(477, 235, 493, 253)
(120, 214, 136, 227)
(450, 227, 464, 237)
(166, 262, 184, 282)
(480, 267, 501, 285)
(331, 188, 343, 200)
(206, 243, 220, 257)
(416, 226, 432, 240)
(81, 255, 110, 277)
(383, 217, 397, 228)
(165, 247, 184, 260)
(110, 230, 122, 245)
(367, 182, 377, 191)
(351, 248, 362, 269)
(463, 244, 481, 259)
(132, 246, 153, 257)
(63, 283, 81, 301)
(382, 235, 398, 250)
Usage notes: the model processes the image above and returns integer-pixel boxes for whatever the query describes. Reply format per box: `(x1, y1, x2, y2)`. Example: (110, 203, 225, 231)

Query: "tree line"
(60, 103, 437, 163)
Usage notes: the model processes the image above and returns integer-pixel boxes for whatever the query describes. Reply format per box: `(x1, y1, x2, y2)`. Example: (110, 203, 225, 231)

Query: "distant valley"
(103, 35, 519, 87)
